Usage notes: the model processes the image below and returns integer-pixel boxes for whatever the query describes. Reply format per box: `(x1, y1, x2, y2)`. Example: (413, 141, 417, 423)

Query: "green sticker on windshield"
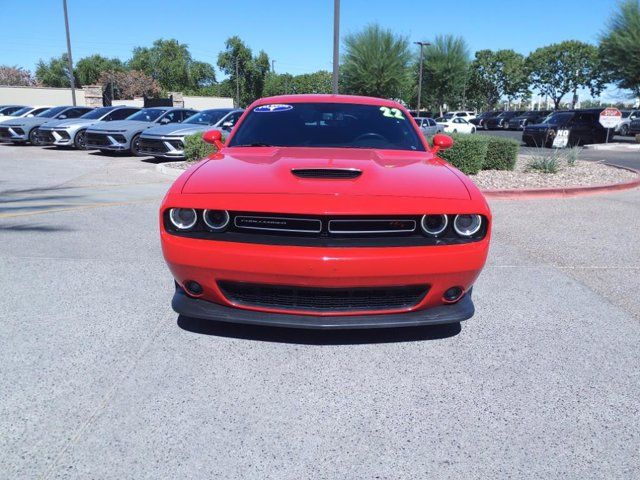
(380, 106, 405, 120)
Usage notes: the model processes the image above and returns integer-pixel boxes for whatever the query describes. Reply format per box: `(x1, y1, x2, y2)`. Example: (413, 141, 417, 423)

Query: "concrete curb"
(583, 143, 640, 151)
(156, 162, 186, 178)
(482, 164, 640, 199)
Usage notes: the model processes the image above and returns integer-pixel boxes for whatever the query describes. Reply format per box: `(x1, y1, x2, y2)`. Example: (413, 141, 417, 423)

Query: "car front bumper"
(172, 282, 475, 329)
(85, 132, 130, 150)
(161, 231, 489, 328)
(0, 126, 27, 141)
(138, 136, 185, 158)
(35, 128, 74, 146)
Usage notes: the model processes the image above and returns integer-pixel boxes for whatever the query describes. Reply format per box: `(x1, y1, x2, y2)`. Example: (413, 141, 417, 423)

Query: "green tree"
(599, 0, 640, 97)
(217, 36, 270, 106)
(470, 49, 529, 107)
(129, 39, 216, 93)
(526, 41, 605, 109)
(75, 55, 125, 86)
(419, 35, 470, 115)
(341, 24, 411, 98)
(465, 67, 499, 112)
(263, 73, 295, 96)
(35, 53, 77, 87)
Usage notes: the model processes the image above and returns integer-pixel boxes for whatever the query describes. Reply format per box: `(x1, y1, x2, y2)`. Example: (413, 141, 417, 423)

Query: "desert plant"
(183, 133, 218, 163)
(526, 148, 562, 173)
(565, 146, 582, 166)
(436, 133, 488, 175)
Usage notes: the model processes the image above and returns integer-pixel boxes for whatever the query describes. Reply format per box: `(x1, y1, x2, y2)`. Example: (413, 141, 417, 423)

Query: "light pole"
(414, 41, 430, 115)
(235, 57, 240, 108)
(332, 0, 340, 94)
(271, 59, 276, 73)
(62, 0, 76, 105)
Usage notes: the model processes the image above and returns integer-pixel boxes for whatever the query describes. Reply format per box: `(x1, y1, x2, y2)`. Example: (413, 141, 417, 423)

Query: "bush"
(483, 136, 519, 170)
(436, 134, 488, 175)
(183, 132, 218, 163)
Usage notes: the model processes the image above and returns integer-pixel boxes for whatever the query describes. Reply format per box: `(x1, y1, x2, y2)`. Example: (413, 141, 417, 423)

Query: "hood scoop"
(291, 168, 362, 179)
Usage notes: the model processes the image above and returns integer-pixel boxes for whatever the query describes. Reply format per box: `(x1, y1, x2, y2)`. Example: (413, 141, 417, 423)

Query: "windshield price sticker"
(552, 129, 570, 148)
(254, 104, 293, 113)
(380, 106, 405, 120)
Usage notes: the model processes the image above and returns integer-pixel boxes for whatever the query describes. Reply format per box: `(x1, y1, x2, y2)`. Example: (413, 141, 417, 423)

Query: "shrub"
(482, 136, 519, 170)
(183, 132, 218, 163)
(436, 133, 488, 175)
(565, 146, 582, 166)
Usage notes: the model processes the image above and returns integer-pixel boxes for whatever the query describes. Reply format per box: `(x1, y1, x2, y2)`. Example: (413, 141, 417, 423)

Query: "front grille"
(292, 168, 362, 179)
(0, 127, 11, 139)
(35, 130, 55, 142)
(218, 281, 429, 312)
(139, 138, 169, 154)
(86, 132, 111, 146)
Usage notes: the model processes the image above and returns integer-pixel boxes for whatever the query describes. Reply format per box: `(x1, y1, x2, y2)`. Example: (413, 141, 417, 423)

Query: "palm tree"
(341, 24, 411, 99)
(599, 0, 640, 98)
(419, 35, 470, 116)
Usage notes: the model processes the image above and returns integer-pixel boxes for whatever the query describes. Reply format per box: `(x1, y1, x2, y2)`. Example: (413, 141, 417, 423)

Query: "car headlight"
(169, 208, 197, 230)
(203, 209, 230, 231)
(453, 214, 482, 237)
(420, 214, 448, 236)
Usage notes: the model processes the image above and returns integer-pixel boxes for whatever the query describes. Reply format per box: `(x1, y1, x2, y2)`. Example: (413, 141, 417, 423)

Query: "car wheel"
(483, 123, 488, 130)
(471, 127, 476, 134)
(28, 129, 40, 146)
(74, 130, 87, 150)
(452, 129, 457, 133)
(130, 134, 142, 156)
(620, 124, 629, 136)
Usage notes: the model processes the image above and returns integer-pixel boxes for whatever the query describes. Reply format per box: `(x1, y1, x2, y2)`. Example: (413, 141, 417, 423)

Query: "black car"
(507, 110, 551, 130)
(484, 111, 524, 130)
(522, 109, 607, 148)
(629, 116, 640, 135)
(469, 111, 500, 128)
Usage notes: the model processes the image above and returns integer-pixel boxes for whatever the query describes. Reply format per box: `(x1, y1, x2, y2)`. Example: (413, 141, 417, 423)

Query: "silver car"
(35, 106, 140, 149)
(0, 105, 26, 119)
(615, 110, 640, 136)
(138, 108, 243, 159)
(85, 107, 198, 155)
(0, 106, 93, 145)
(415, 117, 445, 136)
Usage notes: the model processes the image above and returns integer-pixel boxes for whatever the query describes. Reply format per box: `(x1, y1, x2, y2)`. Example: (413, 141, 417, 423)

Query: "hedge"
(436, 134, 488, 175)
(430, 133, 519, 175)
(183, 132, 220, 163)
(483, 136, 519, 170)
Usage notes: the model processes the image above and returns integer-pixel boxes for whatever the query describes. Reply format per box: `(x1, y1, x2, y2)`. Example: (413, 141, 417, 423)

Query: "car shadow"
(177, 315, 461, 345)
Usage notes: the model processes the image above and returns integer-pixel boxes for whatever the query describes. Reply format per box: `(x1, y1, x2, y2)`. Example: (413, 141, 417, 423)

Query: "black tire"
(28, 129, 40, 146)
(74, 129, 87, 150)
(130, 134, 142, 156)
(483, 123, 488, 130)
(620, 124, 629, 136)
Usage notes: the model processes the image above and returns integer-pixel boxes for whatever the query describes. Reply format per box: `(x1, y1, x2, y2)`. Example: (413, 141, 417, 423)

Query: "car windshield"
(435, 117, 447, 122)
(543, 112, 574, 124)
(9, 107, 32, 116)
(79, 107, 113, 120)
(621, 111, 630, 118)
(184, 110, 230, 125)
(228, 102, 426, 151)
(443, 113, 454, 119)
(36, 106, 67, 118)
(125, 108, 166, 122)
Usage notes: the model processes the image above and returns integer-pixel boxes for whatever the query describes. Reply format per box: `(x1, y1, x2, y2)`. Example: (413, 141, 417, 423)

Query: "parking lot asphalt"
(1, 144, 639, 479)
(477, 129, 640, 170)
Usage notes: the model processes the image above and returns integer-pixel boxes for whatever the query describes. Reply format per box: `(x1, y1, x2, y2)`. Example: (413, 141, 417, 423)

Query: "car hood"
(182, 147, 470, 200)
(43, 118, 101, 129)
(87, 120, 154, 132)
(1, 116, 53, 127)
(141, 123, 211, 137)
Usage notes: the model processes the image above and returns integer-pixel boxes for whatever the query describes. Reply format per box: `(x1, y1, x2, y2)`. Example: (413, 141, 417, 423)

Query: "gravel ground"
(471, 155, 638, 190)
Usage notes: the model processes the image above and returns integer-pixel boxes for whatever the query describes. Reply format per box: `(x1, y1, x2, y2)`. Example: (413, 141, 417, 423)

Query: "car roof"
(255, 94, 404, 109)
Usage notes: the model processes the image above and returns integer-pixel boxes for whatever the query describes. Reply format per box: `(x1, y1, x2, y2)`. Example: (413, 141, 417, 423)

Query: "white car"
(414, 117, 445, 136)
(435, 116, 476, 134)
(443, 110, 476, 121)
(0, 106, 51, 123)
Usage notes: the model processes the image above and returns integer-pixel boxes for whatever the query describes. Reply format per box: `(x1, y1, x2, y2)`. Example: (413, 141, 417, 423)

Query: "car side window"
(106, 108, 136, 121)
(458, 112, 466, 117)
(64, 108, 90, 118)
(226, 112, 242, 127)
(183, 110, 197, 121)
(161, 111, 179, 123)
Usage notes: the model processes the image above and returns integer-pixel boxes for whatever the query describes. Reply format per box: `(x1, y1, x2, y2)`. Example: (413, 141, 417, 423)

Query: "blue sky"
(1, 0, 629, 100)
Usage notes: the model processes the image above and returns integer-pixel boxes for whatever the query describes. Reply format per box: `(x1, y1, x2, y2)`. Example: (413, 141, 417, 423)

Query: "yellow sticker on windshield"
(380, 106, 405, 120)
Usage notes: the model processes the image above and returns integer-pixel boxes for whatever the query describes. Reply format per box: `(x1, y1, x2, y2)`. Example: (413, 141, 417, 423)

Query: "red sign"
(599, 107, 622, 128)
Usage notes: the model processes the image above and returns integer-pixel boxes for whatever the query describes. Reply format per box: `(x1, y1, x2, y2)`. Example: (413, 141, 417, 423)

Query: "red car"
(160, 94, 491, 329)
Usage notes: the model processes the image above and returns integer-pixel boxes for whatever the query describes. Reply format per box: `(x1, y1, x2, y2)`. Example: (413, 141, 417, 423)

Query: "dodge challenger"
(160, 94, 491, 329)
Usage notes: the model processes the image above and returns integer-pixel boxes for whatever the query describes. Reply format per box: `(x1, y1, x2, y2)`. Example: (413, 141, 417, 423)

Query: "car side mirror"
(202, 130, 224, 150)
(222, 121, 233, 128)
(58, 114, 67, 119)
(160, 117, 171, 124)
(432, 134, 453, 154)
